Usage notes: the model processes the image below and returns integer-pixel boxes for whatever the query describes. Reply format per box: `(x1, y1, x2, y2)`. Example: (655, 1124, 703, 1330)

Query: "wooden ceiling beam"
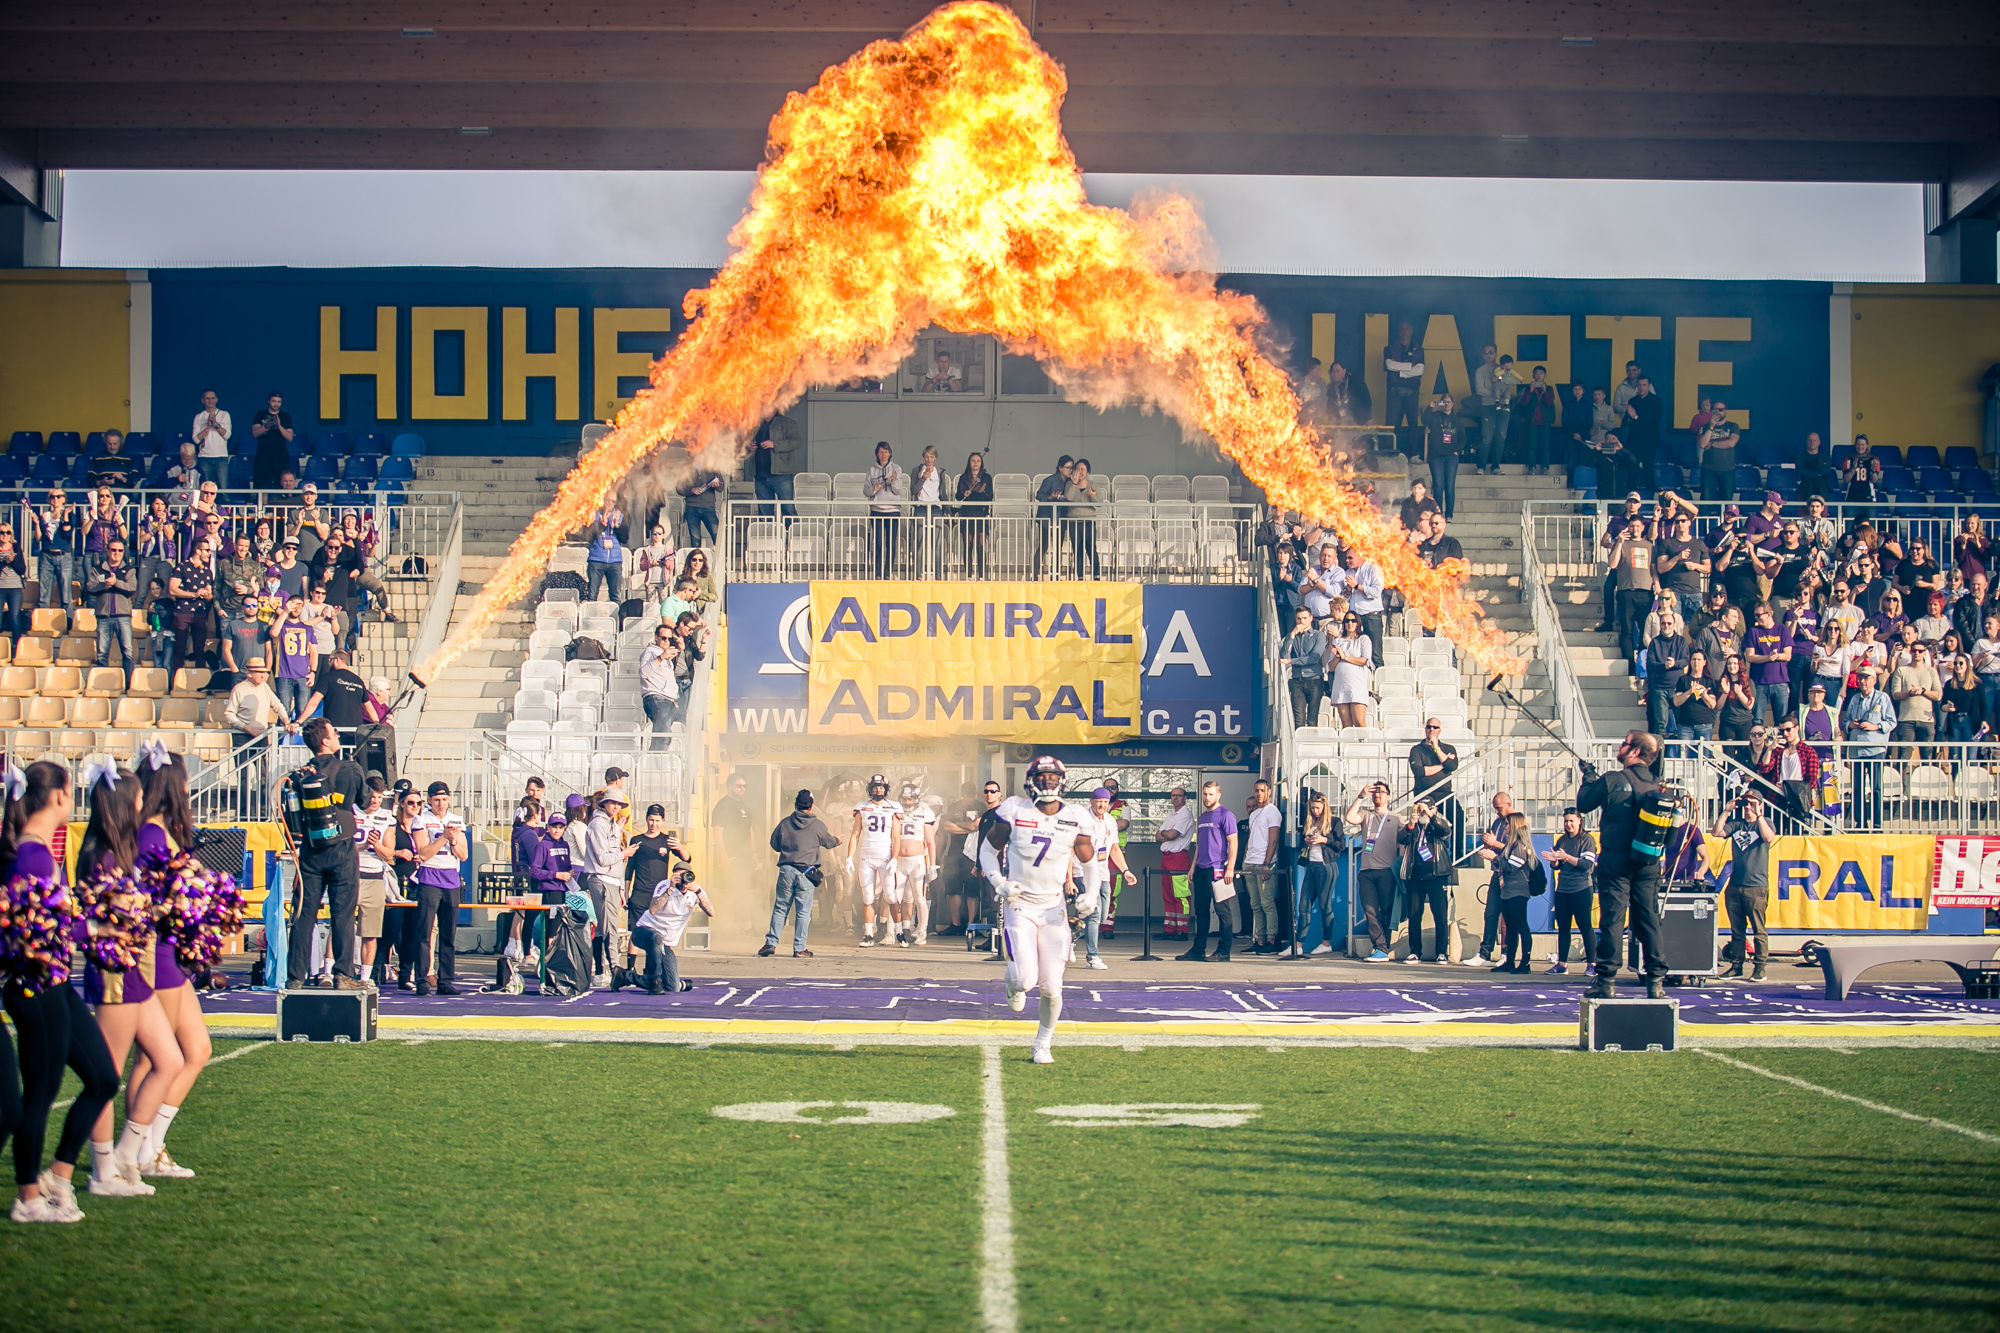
(32, 125, 1945, 182)
(7, 31, 1996, 98)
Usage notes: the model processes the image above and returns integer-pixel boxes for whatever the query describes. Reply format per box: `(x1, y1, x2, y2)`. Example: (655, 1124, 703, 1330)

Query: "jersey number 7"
(1029, 834, 1052, 865)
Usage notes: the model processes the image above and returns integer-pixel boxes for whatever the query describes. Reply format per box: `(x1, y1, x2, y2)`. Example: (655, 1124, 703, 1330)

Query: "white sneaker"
(1461, 955, 1488, 967)
(113, 1149, 151, 1190)
(1086, 956, 1109, 970)
(1007, 981, 1026, 1013)
(1401, 955, 1423, 965)
(140, 1151, 195, 1180)
(38, 1169, 91, 1217)
(1309, 943, 1333, 956)
(87, 1172, 154, 1197)
(1030, 1040, 1054, 1065)
(858, 935, 877, 948)
(10, 1194, 77, 1225)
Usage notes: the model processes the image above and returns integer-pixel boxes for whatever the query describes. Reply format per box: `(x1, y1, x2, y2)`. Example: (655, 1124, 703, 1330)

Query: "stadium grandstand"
(0, 3, 1997, 1326)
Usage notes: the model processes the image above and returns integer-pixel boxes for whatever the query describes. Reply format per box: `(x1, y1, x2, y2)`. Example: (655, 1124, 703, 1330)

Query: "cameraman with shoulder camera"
(1577, 730, 1671, 998)
(764, 789, 841, 959)
(1712, 789, 1777, 980)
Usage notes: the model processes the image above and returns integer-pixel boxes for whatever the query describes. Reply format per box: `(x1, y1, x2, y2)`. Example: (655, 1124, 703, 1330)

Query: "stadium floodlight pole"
(1483, 672, 1592, 769)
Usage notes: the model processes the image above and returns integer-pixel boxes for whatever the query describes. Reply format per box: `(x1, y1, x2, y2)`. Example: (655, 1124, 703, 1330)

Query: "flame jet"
(419, 1, 1523, 683)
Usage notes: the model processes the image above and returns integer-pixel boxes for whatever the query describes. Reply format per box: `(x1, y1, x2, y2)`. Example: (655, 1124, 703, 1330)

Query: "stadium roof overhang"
(1, 1, 1996, 269)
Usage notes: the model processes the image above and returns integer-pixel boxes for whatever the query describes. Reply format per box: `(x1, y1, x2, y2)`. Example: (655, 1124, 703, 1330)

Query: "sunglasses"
(1425, 723, 1441, 731)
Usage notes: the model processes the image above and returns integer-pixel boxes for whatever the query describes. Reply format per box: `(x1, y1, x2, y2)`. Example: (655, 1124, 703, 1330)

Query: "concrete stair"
(411, 456, 569, 732)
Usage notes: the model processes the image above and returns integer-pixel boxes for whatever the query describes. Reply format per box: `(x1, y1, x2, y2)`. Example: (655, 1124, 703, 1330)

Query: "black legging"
(0, 1024, 20, 1175)
(1405, 877, 1450, 961)
(1552, 890, 1595, 965)
(3, 982, 120, 1186)
(1500, 896, 1533, 968)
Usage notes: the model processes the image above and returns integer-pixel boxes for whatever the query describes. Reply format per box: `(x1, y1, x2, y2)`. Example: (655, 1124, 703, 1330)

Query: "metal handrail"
(1520, 502, 1597, 741)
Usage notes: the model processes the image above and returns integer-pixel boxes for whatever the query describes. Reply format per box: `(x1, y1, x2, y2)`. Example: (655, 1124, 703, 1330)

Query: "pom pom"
(0, 872, 79, 994)
(77, 872, 152, 975)
(148, 853, 246, 970)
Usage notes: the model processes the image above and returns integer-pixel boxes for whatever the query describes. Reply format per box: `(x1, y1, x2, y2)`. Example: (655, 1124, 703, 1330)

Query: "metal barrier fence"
(721, 500, 1263, 585)
(1520, 504, 1597, 741)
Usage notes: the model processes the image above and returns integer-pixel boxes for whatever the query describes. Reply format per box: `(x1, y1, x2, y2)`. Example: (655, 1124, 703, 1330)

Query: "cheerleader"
(126, 743, 210, 1179)
(2, 761, 120, 1223)
(75, 762, 184, 1196)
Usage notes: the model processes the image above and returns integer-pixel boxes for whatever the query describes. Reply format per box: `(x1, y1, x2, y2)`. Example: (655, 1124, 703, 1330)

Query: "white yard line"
(739, 987, 773, 1007)
(980, 1044, 1018, 1333)
(1695, 1050, 2000, 1146)
(53, 1036, 274, 1115)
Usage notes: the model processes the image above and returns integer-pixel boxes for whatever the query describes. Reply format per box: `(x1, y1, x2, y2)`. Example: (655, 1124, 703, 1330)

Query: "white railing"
(1520, 502, 1596, 741)
(720, 500, 1263, 585)
(401, 496, 464, 737)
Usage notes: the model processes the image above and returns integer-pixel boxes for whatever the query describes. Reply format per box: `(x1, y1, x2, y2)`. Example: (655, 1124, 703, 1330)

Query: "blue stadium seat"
(1919, 467, 1954, 494)
(46, 431, 81, 454)
(227, 456, 254, 488)
(378, 456, 415, 483)
(1571, 466, 1598, 494)
(1652, 462, 1682, 492)
(1945, 446, 1981, 470)
(1879, 466, 1915, 494)
(0, 456, 27, 483)
(381, 480, 408, 506)
(124, 431, 156, 456)
(286, 434, 314, 461)
(343, 456, 379, 484)
(354, 434, 390, 458)
(1932, 493, 1966, 510)
(84, 432, 107, 456)
(1905, 445, 1942, 470)
(319, 433, 355, 458)
(65, 456, 90, 486)
(1733, 465, 1763, 493)
(1832, 444, 1854, 467)
(1666, 435, 1698, 469)
(337, 478, 372, 497)
(1769, 468, 1798, 498)
(1961, 469, 1998, 495)
(390, 433, 426, 458)
(6, 431, 42, 455)
(1747, 434, 1788, 468)
(303, 455, 340, 484)
(144, 455, 173, 485)
(222, 491, 255, 508)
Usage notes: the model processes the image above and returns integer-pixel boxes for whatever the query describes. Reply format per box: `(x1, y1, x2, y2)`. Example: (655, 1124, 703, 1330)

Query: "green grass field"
(3, 1039, 1996, 1332)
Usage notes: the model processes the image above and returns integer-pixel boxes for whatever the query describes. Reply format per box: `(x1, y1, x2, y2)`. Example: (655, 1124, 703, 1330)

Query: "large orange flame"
(419, 1, 1522, 684)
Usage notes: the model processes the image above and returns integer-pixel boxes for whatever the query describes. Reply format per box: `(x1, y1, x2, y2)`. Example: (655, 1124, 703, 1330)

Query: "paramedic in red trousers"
(1577, 731, 1670, 999)
(409, 781, 469, 997)
(1176, 781, 1237, 963)
(1154, 786, 1195, 940)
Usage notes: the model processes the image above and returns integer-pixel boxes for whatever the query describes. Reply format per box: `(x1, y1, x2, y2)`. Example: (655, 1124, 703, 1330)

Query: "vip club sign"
(724, 582, 1257, 743)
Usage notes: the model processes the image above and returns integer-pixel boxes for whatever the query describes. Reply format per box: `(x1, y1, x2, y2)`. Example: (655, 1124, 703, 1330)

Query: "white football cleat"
(11, 1194, 76, 1224)
(1007, 981, 1027, 1013)
(38, 1170, 92, 1217)
(141, 1151, 195, 1179)
(1030, 1039, 1054, 1065)
(858, 935, 877, 947)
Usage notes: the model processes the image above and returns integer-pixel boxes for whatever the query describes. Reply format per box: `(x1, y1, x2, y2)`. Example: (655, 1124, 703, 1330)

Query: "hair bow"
(79, 755, 121, 793)
(139, 739, 174, 772)
(2, 762, 25, 802)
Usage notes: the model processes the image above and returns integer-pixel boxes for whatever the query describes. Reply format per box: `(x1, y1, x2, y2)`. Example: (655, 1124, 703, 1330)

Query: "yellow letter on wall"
(319, 306, 397, 422)
(411, 307, 490, 421)
(1493, 315, 1571, 386)
(502, 307, 580, 422)
(1421, 314, 1470, 403)
(1582, 315, 1662, 396)
(593, 308, 676, 421)
(1674, 316, 1752, 432)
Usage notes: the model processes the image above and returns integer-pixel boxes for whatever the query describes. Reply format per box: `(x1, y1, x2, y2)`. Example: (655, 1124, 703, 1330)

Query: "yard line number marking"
(1695, 1050, 2000, 1146)
(1038, 1103, 1262, 1128)
(710, 1101, 956, 1125)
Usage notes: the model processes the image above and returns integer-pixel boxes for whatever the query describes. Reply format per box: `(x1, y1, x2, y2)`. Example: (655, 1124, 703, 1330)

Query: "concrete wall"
(0, 268, 134, 438)
(1849, 284, 2000, 456)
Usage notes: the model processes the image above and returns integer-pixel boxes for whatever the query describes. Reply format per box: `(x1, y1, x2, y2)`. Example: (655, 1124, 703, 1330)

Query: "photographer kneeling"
(627, 868, 712, 995)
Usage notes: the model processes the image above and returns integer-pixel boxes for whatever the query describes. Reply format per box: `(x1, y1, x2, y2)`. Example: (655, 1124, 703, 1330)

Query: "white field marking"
(1265, 1045, 1287, 1054)
(834, 1043, 857, 1051)
(710, 1101, 956, 1125)
(1247, 990, 1279, 1010)
(1122, 1044, 1145, 1053)
(980, 1044, 1018, 1333)
(1387, 989, 1445, 1013)
(712, 987, 739, 1006)
(545, 1042, 565, 1048)
(561, 994, 589, 1005)
(1089, 991, 1102, 1002)
(887, 996, 903, 1008)
(1695, 1050, 2000, 1146)
(1407, 1045, 1432, 1054)
(740, 987, 772, 1007)
(1224, 991, 1255, 1012)
(52, 1035, 275, 1114)
(1038, 1103, 1262, 1128)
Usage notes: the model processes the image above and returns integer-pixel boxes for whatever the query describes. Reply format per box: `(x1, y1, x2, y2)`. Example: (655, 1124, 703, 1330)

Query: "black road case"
(1661, 892, 1722, 977)
(1578, 996, 1679, 1052)
(277, 988, 379, 1043)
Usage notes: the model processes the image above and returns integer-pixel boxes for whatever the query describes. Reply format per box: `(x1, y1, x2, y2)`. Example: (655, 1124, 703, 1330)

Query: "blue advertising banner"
(725, 582, 1259, 740)
(143, 267, 1834, 459)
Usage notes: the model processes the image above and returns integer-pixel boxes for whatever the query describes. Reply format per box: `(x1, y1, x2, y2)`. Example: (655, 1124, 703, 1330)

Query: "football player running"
(986, 756, 1097, 1064)
(850, 774, 903, 947)
(893, 779, 938, 946)
(1075, 786, 1137, 971)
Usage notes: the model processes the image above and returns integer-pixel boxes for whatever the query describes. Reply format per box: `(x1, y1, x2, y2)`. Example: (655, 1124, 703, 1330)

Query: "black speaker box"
(1578, 996, 1678, 1052)
(277, 988, 378, 1043)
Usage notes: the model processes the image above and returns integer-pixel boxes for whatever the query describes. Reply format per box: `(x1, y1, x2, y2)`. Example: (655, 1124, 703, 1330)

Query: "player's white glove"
(1072, 887, 1101, 919)
(990, 877, 1017, 904)
(926, 866, 940, 882)
(846, 859, 856, 878)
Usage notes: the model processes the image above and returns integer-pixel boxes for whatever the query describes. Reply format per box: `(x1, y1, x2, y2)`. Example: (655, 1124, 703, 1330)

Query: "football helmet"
(900, 778, 924, 807)
(867, 773, 890, 801)
(1026, 755, 1067, 800)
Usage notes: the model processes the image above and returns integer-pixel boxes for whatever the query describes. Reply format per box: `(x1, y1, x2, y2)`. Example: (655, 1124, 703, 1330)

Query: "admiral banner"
(807, 581, 1143, 742)
(1695, 834, 1934, 931)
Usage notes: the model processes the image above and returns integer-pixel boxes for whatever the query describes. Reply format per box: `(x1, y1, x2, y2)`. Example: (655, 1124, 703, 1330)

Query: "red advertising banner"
(1930, 837, 2000, 909)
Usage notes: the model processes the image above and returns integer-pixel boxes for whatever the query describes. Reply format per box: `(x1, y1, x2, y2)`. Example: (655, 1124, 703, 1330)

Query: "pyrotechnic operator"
(283, 716, 369, 991)
(1577, 730, 1672, 998)
(763, 790, 839, 959)
(1713, 789, 1777, 981)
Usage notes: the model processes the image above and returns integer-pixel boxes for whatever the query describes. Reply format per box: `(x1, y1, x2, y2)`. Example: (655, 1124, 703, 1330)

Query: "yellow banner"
(807, 581, 1143, 742)
(1697, 833, 1933, 930)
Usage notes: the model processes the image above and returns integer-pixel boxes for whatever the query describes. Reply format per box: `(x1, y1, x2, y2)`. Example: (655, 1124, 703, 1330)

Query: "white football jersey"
(894, 803, 936, 848)
(994, 795, 1091, 906)
(1076, 809, 1118, 888)
(355, 808, 396, 875)
(852, 799, 901, 860)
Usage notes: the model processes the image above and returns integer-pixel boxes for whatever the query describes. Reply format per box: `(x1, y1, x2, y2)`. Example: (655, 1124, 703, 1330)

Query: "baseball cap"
(1624, 491, 1642, 503)
(1806, 680, 1827, 694)
(1091, 786, 1112, 799)
(565, 793, 588, 810)
(603, 766, 628, 783)
(1723, 504, 1741, 517)
(427, 781, 451, 796)
(646, 802, 666, 818)
(546, 814, 568, 829)
(1765, 491, 1782, 505)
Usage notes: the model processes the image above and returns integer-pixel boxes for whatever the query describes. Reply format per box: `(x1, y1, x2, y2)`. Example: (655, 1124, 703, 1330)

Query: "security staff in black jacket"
(286, 716, 370, 989)
(1576, 730, 1670, 999)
